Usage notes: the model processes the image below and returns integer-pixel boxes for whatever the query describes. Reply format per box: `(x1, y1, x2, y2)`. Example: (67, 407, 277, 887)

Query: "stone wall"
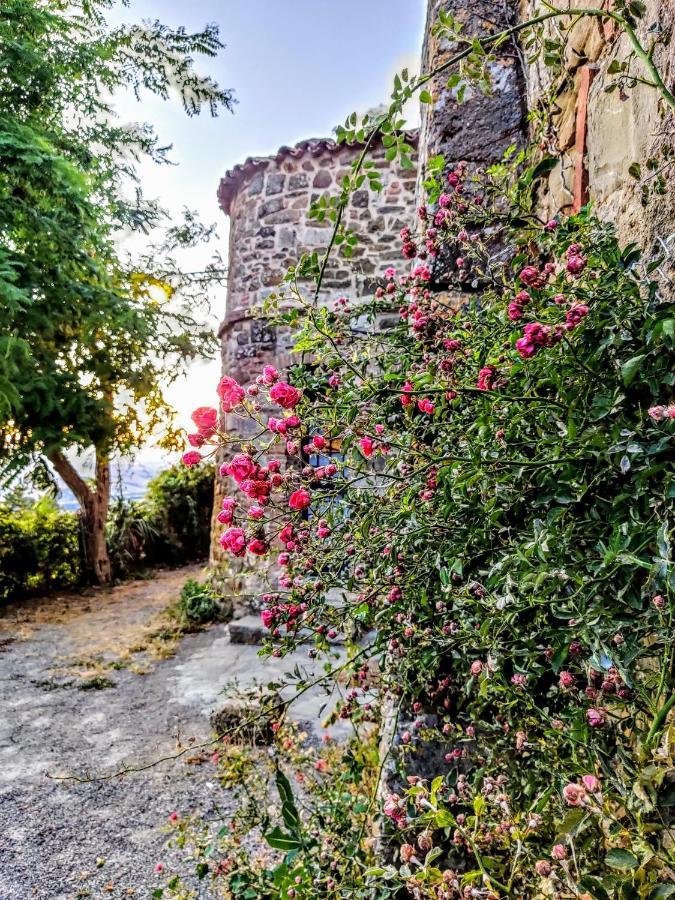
(212, 136, 419, 590)
(417, 0, 526, 177)
(416, 0, 527, 293)
(520, 0, 675, 261)
(211, 0, 674, 598)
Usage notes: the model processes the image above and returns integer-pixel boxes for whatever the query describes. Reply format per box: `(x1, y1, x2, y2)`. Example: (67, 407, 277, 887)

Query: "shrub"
(0, 495, 82, 602)
(0, 461, 214, 602)
(174, 577, 222, 625)
(184, 158, 674, 896)
(142, 462, 215, 565)
(106, 462, 215, 578)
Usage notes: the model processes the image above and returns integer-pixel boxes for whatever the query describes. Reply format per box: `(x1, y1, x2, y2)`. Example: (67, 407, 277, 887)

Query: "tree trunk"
(49, 448, 112, 585)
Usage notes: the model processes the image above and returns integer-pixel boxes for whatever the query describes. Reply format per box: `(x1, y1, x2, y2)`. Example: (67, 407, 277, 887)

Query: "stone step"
(227, 614, 353, 646)
(227, 615, 266, 645)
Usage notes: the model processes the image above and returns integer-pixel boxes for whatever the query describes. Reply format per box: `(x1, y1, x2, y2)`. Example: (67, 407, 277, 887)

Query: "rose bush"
(180, 139, 674, 896)
(173, 3, 675, 889)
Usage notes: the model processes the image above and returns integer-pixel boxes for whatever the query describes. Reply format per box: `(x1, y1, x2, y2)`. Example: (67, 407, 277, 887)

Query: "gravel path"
(0, 567, 346, 900)
(0, 567, 231, 900)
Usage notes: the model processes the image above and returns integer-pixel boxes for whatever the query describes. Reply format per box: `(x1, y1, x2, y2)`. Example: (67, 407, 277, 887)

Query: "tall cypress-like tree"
(0, 0, 233, 582)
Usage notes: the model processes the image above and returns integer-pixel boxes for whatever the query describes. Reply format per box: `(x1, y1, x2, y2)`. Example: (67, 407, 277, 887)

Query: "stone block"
(313, 169, 332, 188)
(264, 209, 301, 225)
(352, 189, 369, 208)
(288, 173, 308, 191)
(247, 171, 264, 196)
(228, 614, 266, 645)
(555, 82, 580, 151)
(250, 320, 276, 344)
(266, 173, 285, 195)
(210, 691, 281, 745)
(260, 197, 284, 217)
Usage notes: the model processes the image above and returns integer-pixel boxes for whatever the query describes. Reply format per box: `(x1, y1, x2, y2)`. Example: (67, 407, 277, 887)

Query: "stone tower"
(212, 134, 419, 596)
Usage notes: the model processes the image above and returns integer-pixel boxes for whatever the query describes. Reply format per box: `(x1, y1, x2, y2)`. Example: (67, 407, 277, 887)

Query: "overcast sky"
(109, 0, 426, 463)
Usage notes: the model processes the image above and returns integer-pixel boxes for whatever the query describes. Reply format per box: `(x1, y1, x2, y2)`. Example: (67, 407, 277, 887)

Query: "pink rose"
(586, 707, 606, 728)
(648, 405, 667, 422)
(191, 406, 218, 434)
(551, 844, 567, 860)
(516, 337, 537, 359)
(566, 304, 589, 329)
(359, 436, 374, 457)
(519, 265, 539, 286)
(181, 451, 202, 467)
(217, 375, 245, 412)
(289, 489, 311, 511)
(279, 523, 294, 544)
(400, 844, 415, 864)
(219, 527, 246, 556)
(262, 365, 279, 385)
(239, 479, 270, 501)
(261, 609, 275, 629)
(248, 506, 265, 520)
(417, 398, 435, 415)
(382, 793, 405, 827)
(562, 783, 586, 806)
(559, 670, 575, 690)
(566, 254, 587, 275)
(582, 774, 601, 794)
(400, 381, 414, 407)
(270, 381, 302, 409)
(477, 366, 496, 391)
(268, 417, 287, 434)
(187, 433, 205, 447)
(247, 538, 267, 555)
(227, 453, 257, 484)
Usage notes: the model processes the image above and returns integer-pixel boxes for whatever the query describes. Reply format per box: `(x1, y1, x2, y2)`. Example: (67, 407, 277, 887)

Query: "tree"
(0, 0, 233, 582)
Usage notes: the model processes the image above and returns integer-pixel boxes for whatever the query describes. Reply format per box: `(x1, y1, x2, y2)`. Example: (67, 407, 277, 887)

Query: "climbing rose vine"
(181, 151, 674, 897)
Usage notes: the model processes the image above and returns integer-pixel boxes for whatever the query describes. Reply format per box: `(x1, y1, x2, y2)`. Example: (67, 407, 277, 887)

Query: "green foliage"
(106, 462, 215, 574)
(0, 496, 82, 602)
(0, 461, 214, 603)
(0, 0, 231, 482)
(143, 462, 215, 563)
(174, 578, 221, 626)
(158, 723, 383, 898)
(205, 150, 675, 895)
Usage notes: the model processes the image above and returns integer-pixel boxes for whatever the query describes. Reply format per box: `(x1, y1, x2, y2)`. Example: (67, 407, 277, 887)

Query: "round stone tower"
(211, 134, 419, 601)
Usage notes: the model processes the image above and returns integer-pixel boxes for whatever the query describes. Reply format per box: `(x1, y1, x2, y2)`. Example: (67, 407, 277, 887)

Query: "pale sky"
(109, 0, 426, 464)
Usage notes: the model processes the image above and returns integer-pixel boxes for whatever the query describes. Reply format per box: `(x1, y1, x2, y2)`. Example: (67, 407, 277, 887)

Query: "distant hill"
(57, 454, 172, 511)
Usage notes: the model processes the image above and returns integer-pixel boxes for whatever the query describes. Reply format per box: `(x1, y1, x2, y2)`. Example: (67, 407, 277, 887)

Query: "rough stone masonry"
(211, 134, 419, 590)
(211, 0, 674, 596)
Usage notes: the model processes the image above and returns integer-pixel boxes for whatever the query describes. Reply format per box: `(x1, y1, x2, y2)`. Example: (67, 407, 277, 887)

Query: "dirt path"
(0, 566, 228, 900)
(0, 567, 345, 900)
